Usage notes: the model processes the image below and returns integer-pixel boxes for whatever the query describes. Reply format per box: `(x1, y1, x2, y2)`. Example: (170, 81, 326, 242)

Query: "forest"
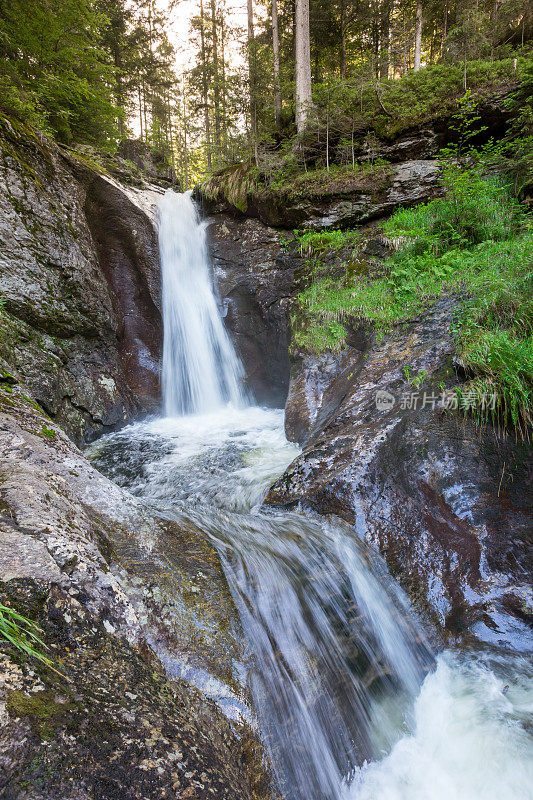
(0, 0, 531, 184)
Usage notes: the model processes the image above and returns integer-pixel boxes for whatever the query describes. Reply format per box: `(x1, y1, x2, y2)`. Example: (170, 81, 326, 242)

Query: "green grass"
(294, 228, 359, 255)
(0, 603, 53, 666)
(293, 164, 533, 431)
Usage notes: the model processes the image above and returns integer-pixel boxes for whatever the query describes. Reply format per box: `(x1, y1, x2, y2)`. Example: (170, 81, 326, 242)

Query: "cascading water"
(157, 189, 245, 415)
(89, 191, 533, 800)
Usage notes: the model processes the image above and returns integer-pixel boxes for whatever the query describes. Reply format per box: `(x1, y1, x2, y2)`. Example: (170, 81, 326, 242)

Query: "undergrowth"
(293, 158, 533, 431)
(0, 603, 56, 670)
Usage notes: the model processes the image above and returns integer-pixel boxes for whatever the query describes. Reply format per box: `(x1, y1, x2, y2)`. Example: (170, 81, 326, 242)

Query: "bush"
(293, 161, 533, 431)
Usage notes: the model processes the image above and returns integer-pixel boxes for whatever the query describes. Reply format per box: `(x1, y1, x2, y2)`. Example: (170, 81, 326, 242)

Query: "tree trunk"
(167, 92, 176, 182)
(295, 0, 312, 133)
(220, 5, 228, 155)
(210, 0, 221, 158)
(200, 0, 212, 171)
(142, 81, 149, 140)
(379, 0, 391, 79)
(247, 0, 259, 163)
(138, 85, 143, 140)
(414, 0, 423, 71)
(182, 85, 189, 191)
(339, 0, 347, 77)
(272, 0, 282, 128)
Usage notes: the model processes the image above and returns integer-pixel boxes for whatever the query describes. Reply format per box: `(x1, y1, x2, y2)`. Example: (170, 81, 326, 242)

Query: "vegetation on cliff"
(292, 103, 533, 431)
(1, 0, 531, 183)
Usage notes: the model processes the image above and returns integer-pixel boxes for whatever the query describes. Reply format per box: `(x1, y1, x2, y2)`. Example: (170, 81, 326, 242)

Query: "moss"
(7, 690, 75, 738)
(201, 162, 258, 212)
(41, 425, 56, 440)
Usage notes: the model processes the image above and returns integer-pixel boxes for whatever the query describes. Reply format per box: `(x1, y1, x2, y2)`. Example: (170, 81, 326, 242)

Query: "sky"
(129, 0, 265, 137)
(165, 0, 252, 74)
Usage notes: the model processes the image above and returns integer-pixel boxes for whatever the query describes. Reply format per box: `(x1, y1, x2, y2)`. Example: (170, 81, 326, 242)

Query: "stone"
(0, 121, 163, 444)
(207, 214, 297, 406)
(267, 298, 533, 651)
(201, 160, 441, 230)
(0, 387, 269, 800)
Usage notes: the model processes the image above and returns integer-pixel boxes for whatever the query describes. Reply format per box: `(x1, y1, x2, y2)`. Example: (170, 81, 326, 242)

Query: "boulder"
(0, 385, 269, 800)
(267, 298, 532, 651)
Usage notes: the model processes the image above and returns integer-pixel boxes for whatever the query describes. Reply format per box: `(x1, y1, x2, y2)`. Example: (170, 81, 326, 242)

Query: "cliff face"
(207, 214, 296, 407)
(0, 119, 164, 444)
(0, 122, 270, 800)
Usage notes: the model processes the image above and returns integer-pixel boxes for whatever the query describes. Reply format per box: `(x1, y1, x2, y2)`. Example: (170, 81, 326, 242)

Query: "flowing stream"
(90, 190, 533, 800)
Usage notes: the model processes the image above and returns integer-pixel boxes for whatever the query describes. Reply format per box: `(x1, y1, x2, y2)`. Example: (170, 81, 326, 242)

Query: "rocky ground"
(0, 383, 268, 800)
(0, 121, 271, 800)
(206, 214, 296, 407)
(266, 299, 532, 650)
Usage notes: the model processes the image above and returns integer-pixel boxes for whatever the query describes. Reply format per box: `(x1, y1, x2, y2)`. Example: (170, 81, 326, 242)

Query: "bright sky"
(165, 0, 252, 75)
(129, 0, 266, 136)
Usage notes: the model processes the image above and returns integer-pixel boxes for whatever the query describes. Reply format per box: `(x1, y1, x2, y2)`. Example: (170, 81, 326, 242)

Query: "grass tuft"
(293, 162, 533, 431)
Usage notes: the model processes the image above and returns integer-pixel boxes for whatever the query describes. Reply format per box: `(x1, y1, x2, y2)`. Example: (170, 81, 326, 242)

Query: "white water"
(157, 189, 245, 415)
(89, 192, 533, 800)
(90, 408, 533, 800)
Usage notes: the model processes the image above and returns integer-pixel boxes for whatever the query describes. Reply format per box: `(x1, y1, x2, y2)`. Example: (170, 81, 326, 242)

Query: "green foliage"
(294, 228, 358, 255)
(0, 0, 120, 146)
(0, 603, 54, 669)
(502, 62, 533, 199)
(369, 59, 528, 137)
(294, 160, 533, 430)
(201, 162, 259, 212)
(385, 168, 519, 265)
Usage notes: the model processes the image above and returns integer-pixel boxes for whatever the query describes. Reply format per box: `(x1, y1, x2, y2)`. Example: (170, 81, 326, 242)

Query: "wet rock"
(0, 120, 163, 444)
(267, 298, 533, 651)
(203, 160, 441, 230)
(0, 387, 270, 799)
(207, 214, 298, 406)
(0, 581, 260, 800)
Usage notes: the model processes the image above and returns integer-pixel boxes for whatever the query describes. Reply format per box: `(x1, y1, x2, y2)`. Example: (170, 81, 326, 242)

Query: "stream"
(89, 190, 533, 800)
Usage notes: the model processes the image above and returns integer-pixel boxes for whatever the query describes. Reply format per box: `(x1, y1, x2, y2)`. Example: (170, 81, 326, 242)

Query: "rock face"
(267, 299, 532, 651)
(201, 160, 441, 230)
(0, 119, 163, 444)
(0, 386, 268, 800)
(0, 123, 274, 799)
(250, 160, 441, 229)
(207, 214, 297, 406)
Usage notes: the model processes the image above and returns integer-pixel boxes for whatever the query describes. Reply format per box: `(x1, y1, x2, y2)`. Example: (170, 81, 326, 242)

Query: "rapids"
(89, 191, 533, 800)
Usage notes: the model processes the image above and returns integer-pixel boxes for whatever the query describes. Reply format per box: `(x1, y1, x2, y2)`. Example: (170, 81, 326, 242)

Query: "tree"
(295, 0, 312, 132)
(414, 0, 423, 70)
(272, 0, 283, 128)
(0, 0, 119, 145)
(247, 0, 259, 161)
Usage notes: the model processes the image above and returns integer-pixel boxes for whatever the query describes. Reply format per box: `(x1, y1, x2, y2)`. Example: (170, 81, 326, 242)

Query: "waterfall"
(157, 189, 246, 416)
(91, 408, 533, 800)
(90, 188, 533, 800)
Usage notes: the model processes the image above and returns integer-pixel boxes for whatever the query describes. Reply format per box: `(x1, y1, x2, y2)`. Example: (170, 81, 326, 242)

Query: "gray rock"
(0, 386, 269, 800)
(0, 122, 163, 444)
(267, 299, 533, 651)
(208, 214, 298, 406)
(202, 160, 441, 230)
